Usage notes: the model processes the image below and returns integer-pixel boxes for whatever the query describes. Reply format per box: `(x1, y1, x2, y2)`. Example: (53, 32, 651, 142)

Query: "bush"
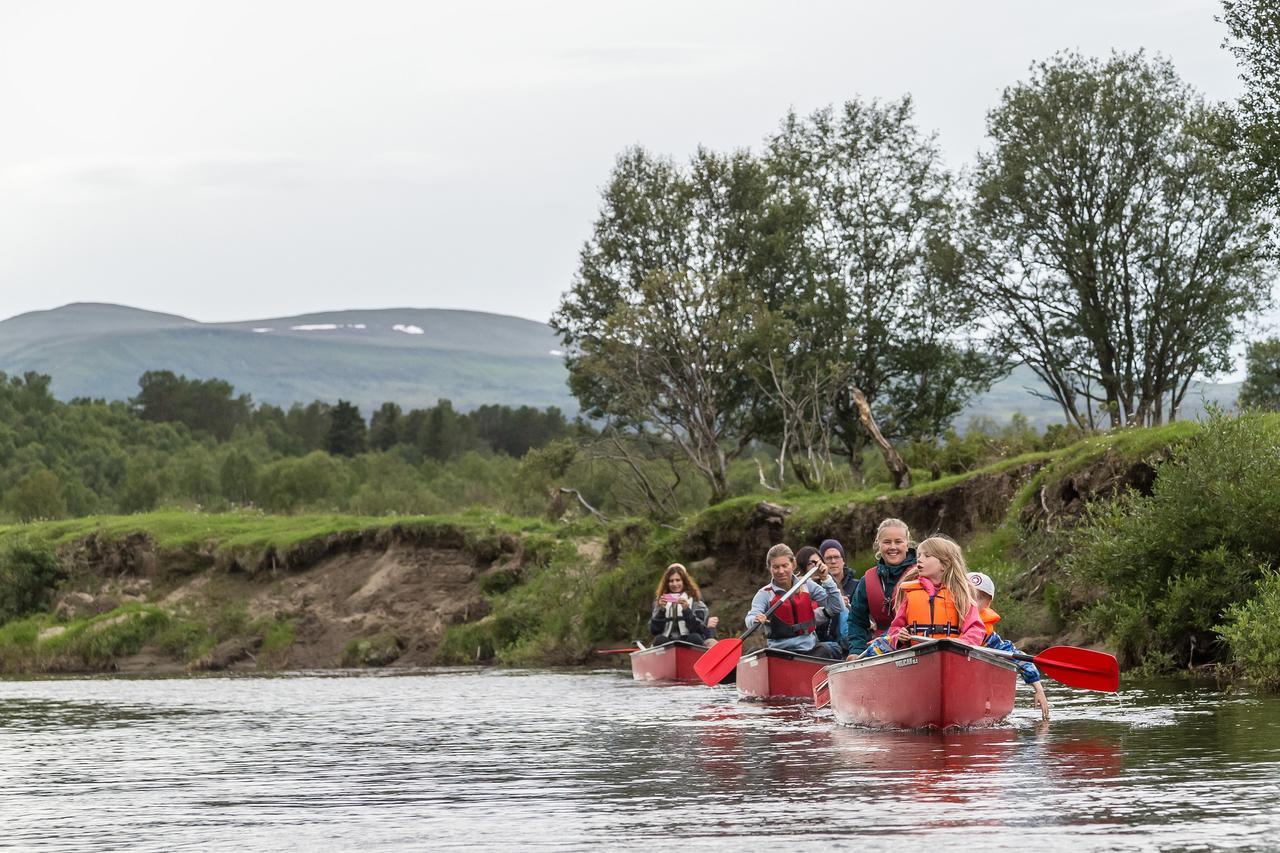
(1063, 413, 1280, 669)
(1219, 569, 1280, 688)
(0, 540, 65, 622)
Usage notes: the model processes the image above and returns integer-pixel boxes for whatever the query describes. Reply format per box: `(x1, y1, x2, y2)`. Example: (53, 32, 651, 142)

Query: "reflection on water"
(0, 672, 1276, 851)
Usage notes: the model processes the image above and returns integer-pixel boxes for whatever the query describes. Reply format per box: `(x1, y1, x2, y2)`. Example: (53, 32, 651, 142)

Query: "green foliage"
(0, 370, 589, 522)
(3, 468, 67, 521)
(1063, 413, 1280, 668)
(906, 414, 1057, 477)
(118, 461, 161, 513)
(1238, 337, 1280, 412)
(1218, 569, 1280, 689)
(33, 601, 172, 666)
(968, 51, 1271, 430)
(132, 370, 252, 441)
(0, 539, 65, 622)
(1222, 0, 1280, 204)
(341, 632, 403, 667)
(326, 400, 367, 457)
(436, 540, 600, 665)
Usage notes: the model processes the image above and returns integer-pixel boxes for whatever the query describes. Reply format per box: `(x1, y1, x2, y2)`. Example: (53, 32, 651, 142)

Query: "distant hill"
(0, 303, 575, 413)
(960, 363, 1241, 429)
(0, 302, 1242, 423)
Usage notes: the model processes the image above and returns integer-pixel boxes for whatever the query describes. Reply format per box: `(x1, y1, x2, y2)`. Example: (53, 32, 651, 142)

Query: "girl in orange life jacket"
(883, 536, 985, 649)
(649, 563, 719, 647)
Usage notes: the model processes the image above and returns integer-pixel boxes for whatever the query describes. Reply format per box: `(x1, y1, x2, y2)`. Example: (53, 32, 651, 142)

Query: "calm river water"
(0, 669, 1277, 851)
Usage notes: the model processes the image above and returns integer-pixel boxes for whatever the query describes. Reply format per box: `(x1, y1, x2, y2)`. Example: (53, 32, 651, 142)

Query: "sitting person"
(650, 563, 718, 647)
(745, 544, 844, 659)
(815, 538, 856, 650)
(971, 571, 1051, 721)
(845, 518, 917, 656)
(880, 535, 985, 650)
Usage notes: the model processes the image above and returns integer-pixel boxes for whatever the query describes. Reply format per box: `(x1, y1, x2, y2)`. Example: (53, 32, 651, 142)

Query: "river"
(0, 669, 1276, 851)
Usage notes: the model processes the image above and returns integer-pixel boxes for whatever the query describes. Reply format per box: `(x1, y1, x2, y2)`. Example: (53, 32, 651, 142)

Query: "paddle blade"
(1034, 645, 1120, 692)
(694, 638, 743, 686)
(811, 669, 830, 709)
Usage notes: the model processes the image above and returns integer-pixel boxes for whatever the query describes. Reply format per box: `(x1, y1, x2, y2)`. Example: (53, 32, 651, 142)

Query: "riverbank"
(0, 418, 1249, 675)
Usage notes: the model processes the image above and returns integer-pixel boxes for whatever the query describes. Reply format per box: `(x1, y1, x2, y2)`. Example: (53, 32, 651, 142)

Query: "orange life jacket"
(980, 606, 1000, 638)
(762, 583, 817, 639)
(899, 580, 963, 641)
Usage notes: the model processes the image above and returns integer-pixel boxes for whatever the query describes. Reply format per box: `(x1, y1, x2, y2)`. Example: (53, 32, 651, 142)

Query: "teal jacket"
(843, 549, 916, 654)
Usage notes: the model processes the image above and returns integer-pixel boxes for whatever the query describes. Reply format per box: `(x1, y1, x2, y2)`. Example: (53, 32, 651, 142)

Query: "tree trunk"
(851, 387, 912, 489)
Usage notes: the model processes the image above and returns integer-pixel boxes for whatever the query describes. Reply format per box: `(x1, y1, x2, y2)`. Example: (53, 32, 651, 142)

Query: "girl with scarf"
(649, 563, 719, 647)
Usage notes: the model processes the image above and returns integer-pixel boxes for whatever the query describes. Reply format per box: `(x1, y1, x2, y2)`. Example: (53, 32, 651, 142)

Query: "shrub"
(1063, 413, 1280, 669)
(1218, 569, 1280, 689)
(0, 540, 65, 622)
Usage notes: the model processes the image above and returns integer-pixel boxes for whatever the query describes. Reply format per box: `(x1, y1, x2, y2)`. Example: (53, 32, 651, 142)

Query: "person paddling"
(650, 563, 719, 647)
(881, 536, 985, 649)
(844, 518, 916, 658)
(746, 544, 844, 659)
(971, 571, 1051, 721)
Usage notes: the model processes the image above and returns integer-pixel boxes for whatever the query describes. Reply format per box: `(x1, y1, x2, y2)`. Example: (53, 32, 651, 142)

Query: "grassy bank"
(0, 415, 1276, 684)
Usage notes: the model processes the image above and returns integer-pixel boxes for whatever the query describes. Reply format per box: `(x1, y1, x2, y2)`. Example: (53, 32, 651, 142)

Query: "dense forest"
(0, 367, 1106, 524)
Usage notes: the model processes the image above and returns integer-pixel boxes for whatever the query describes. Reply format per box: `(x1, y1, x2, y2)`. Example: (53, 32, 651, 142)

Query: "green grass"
(0, 603, 172, 672)
(0, 507, 576, 564)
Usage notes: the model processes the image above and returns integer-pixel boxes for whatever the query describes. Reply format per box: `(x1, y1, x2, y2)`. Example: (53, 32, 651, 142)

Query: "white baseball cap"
(968, 572, 996, 598)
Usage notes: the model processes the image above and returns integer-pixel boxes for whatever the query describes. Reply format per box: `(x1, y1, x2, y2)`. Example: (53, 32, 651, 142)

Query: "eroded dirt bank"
(12, 447, 1167, 675)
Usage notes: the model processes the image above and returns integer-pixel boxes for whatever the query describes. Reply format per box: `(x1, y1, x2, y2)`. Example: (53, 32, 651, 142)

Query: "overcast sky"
(0, 0, 1267, 342)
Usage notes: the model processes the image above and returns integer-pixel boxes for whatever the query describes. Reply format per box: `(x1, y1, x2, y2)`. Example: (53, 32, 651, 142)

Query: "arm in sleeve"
(745, 588, 771, 630)
(844, 578, 872, 655)
(884, 606, 909, 648)
(649, 604, 666, 637)
(986, 632, 1042, 684)
(811, 577, 845, 614)
(957, 604, 986, 646)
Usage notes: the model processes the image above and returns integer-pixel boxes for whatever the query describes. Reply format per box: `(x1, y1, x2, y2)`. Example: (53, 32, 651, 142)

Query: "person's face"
(667, 573, 684, 593)
(977, 591, 993, 609)
(822, 547, 845, 578)
(878, 527, 909, 566)
(917, 550, 944, 582)
(769, 556, 795, 587)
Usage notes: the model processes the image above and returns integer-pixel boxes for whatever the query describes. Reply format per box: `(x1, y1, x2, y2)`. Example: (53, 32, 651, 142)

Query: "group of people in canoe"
(650, 517, 1051, 719)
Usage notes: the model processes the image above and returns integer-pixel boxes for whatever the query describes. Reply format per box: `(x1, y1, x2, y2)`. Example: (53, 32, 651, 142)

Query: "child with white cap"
(970, 571, 1051, 720)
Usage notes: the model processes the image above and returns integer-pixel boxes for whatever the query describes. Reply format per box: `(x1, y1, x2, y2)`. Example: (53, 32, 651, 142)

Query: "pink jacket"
(885, 577, 985, 647)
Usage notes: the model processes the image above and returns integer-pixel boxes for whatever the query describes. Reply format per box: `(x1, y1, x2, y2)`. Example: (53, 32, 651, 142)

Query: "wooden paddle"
(594, 647, 641, 655)
(693, 564, 822, 687)
(904, 635, 1120, 692)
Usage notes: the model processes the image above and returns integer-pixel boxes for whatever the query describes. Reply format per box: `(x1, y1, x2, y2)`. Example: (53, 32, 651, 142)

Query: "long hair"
(794, 546, 820, 573)
(892, 536, 975, 617)
(873, 517, 913, 560)
(654, 563, 702, 602)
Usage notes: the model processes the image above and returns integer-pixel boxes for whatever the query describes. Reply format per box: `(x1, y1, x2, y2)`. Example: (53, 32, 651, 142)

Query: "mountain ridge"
(0, 303, 1242, 425)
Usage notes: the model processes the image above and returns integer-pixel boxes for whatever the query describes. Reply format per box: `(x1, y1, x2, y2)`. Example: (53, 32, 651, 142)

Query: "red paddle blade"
(1034, 645, 1120, 693)
(811, 669, 830, 709)
(693, 638, 743, 686)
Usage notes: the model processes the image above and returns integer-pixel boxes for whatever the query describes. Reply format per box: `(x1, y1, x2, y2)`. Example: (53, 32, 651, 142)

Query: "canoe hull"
(736, 648, 830, 700)
(630, 641, 706, 682)
(824, 639, 1017, 729)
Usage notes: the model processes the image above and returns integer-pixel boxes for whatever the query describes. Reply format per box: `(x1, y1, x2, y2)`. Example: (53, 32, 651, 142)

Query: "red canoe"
(736, 647, 831, 700)
(630, 641, 714, 683)
(821, 639, 1016, 729)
